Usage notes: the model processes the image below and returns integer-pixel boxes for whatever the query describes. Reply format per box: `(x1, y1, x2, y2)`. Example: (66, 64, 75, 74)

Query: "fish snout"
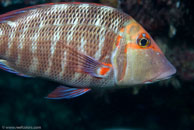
(155, 57, 176, 80)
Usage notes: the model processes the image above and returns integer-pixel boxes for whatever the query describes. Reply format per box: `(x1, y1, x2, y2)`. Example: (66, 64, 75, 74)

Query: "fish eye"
(139, 38, 149, 47)
(137, 33, 151, 48)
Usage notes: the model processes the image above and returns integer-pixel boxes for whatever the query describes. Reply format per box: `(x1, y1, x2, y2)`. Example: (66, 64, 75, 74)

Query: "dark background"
(0, 0, 194, 130)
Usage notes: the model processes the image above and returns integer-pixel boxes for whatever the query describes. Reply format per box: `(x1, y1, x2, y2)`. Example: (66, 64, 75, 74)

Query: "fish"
(0, 2, 176, 99)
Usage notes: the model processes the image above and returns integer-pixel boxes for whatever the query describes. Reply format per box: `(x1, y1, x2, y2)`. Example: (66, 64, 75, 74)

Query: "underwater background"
(0, 0, 194, 130)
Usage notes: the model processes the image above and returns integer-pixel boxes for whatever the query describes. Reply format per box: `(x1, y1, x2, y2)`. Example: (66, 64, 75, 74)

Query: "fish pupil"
(140, 39, 147, 46)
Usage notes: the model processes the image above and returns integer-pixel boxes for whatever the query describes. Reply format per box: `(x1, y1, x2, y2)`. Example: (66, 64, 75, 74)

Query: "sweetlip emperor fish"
(0, 2, 176, 99)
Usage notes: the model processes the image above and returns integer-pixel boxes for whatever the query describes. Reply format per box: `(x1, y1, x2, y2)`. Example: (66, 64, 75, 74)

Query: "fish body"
(0, 3, 176, 99)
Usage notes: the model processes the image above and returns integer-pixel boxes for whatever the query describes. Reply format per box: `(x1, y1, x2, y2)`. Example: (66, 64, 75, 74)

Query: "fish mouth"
(144, 62, 176, 84)
(155, 65, 176, 81)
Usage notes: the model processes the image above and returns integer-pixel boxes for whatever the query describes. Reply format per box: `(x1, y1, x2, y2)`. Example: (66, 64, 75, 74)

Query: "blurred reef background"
(0, 0, 194, 130)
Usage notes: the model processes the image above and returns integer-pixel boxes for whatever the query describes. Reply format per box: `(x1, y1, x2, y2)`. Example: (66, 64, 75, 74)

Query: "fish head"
(112, 20, 176, 86)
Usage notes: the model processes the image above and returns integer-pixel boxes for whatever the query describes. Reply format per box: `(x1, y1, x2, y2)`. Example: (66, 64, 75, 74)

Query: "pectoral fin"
(62, 43, 112, 78)
(46, 86, 91, 99)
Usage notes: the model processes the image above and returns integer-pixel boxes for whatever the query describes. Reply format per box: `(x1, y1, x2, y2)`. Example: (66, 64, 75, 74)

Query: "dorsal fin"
(0, 4, 46, 22)
(0, 3, 60, 23)
(0, 2, 107, 23)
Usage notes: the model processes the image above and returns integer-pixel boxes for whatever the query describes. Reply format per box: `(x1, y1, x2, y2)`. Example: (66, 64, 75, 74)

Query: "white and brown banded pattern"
(0, 3, 131, 87)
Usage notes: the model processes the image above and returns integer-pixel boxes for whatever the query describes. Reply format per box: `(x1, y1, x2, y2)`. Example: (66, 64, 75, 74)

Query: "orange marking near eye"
(124, 42, 163, 54)
(138, 33, 151, 39)
(125, 22, 139, 33)
(124, 43, 137, 53)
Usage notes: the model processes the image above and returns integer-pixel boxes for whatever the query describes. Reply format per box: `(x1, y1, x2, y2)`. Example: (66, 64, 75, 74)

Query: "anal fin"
(46, 86, 91, 99)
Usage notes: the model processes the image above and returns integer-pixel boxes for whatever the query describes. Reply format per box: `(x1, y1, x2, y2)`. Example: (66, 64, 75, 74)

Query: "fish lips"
(143, 53, 176, 84)
(146, 60, 176, 84)
(155, 62, 176, 81)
